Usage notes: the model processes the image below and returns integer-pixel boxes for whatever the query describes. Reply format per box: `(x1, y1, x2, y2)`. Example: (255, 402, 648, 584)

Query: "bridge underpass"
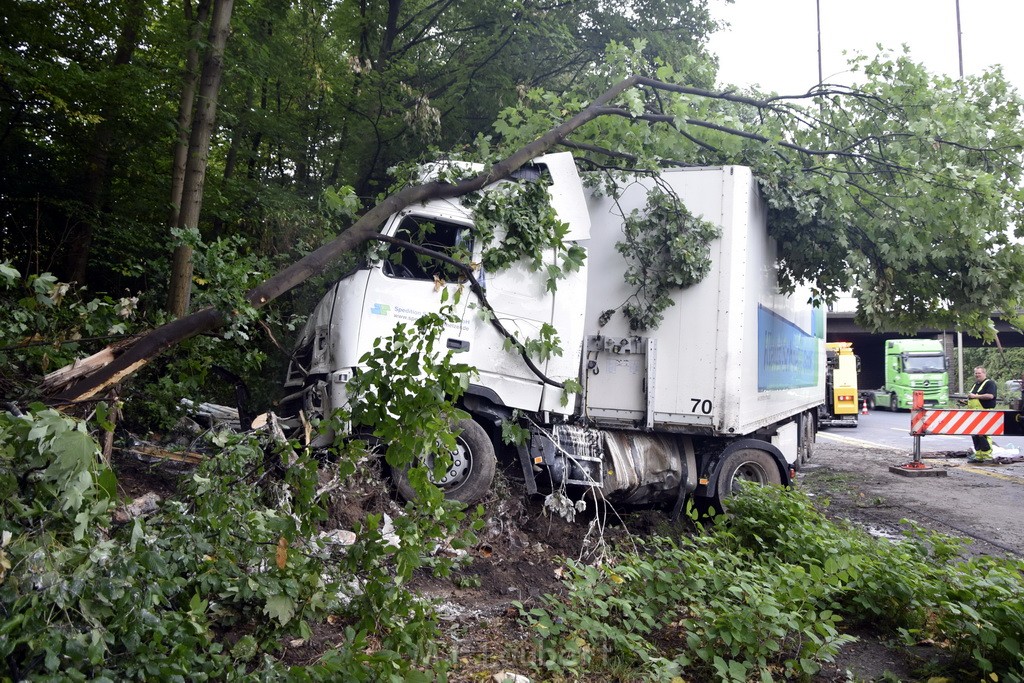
(826, 312, 1024, 393)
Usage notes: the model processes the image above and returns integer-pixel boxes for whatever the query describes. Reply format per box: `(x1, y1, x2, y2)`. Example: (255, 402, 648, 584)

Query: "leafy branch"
(42, 60, 1024, 401)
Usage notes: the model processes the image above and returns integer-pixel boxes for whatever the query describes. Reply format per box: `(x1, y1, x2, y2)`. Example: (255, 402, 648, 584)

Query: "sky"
(706, 0, 1024, 94)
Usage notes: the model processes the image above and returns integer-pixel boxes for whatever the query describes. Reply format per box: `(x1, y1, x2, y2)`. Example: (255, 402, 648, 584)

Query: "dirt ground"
(795, 439, 1023, 682)
(410, 438, 985, 683)
(805, 437, 1024, 558)
(112, 436, 1022, 682)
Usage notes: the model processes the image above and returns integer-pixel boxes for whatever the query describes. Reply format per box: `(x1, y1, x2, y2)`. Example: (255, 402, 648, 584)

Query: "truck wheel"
(889, 394, 899, 411)
(393, 418, 496, 504)
(716, 449, 783, 500)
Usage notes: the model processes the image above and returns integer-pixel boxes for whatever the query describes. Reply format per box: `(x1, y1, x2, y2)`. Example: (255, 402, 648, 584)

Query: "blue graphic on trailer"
(758, 304, 820, 390)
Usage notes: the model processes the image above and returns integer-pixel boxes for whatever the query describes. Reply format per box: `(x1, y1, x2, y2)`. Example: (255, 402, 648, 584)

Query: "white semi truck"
(282, 154, 825, 510)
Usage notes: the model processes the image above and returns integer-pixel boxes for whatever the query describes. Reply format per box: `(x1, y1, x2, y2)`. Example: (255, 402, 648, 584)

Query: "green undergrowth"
(3, 399, 1022, 682)
(1, 304, 490, 681)
(0, 405, 478, 682)
(518, 485, 1024, 682)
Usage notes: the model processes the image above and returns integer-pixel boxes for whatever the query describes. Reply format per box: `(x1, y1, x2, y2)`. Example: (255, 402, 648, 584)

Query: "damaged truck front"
(280, 153, 825, 511)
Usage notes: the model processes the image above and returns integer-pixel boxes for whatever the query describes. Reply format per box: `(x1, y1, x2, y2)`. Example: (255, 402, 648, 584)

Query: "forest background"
(1, 0, 730, 422)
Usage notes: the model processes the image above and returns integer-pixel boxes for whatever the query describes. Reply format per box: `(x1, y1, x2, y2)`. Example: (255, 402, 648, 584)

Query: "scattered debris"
(966, 453, 1024, 465)
(122, 441, 204, 465)
(113, 492, 161, 524)
(319, 529, 357, 547)
(492, 673, 530, 683)
(179, 399, 268, 432)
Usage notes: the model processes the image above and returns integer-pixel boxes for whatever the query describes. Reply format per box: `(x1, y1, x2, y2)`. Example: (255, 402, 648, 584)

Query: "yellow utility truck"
(819, 341, 859, 427)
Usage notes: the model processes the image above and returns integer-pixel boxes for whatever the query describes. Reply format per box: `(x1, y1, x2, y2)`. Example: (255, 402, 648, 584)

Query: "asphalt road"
(827, 405, 1023, 449)
(810, 407, 1024, 557)
(820, 406, 1024, 462)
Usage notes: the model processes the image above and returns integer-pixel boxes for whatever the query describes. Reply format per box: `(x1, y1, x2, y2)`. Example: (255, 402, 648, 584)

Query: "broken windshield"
(383, 214, 474, 282)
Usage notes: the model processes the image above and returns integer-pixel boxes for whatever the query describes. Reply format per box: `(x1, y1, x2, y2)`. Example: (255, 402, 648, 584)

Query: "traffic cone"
(861, 399, 869, 415)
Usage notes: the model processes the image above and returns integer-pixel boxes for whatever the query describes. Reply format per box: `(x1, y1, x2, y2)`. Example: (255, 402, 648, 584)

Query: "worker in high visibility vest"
(967, 366, 997, 462)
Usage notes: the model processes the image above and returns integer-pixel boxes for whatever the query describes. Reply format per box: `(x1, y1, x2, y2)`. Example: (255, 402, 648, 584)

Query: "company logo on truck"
(369, 302, 462, 329)
(757, 304, 820, 391)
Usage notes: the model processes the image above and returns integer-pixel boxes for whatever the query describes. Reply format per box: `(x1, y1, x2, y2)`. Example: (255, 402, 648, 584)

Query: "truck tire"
(715, 449, 783, 500)
(393, 418, 496, 504)
(889, 394, 899, 411)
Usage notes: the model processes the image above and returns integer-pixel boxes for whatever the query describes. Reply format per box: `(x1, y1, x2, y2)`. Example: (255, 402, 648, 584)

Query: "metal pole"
(955, 1, 964, 395)
(955, 0, 965, 78)
(958, 331, 964, 394)
(816, 0, 824, 87)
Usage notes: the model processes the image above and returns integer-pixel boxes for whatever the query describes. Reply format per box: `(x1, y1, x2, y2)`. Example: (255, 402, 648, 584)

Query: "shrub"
(519, 484, 1024, 682)
(519, 534, 853, 681)
(0, 401, 477, 680)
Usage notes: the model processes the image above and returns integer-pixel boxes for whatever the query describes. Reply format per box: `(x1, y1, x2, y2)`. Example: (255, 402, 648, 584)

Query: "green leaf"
(264, 594, 296, 625)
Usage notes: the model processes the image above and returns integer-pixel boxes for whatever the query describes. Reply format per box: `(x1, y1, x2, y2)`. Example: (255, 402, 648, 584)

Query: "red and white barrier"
(894, 391, 1005, 477)
(911, 409, 1004, 437)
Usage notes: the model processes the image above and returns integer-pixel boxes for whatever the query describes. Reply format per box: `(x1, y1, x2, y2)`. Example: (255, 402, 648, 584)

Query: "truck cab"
(280, 153, 591, 436)
(869, 339, 949, 410)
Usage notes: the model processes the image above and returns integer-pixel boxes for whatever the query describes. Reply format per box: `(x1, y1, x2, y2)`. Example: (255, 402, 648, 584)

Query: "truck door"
(459, 153, 590, 415)
(361, 210, 480, 364)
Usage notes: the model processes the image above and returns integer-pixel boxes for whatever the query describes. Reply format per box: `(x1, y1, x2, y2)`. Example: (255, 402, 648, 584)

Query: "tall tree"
(168, 0, 212, 230)
(166, 0, 235, 317)
(2, 0, 722, 297)
(0, 0, 171, 284)
(63, 0, 149, 284)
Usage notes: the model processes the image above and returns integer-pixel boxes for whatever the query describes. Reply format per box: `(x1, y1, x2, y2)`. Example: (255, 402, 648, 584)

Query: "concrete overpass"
(826, 312, 1024, 393)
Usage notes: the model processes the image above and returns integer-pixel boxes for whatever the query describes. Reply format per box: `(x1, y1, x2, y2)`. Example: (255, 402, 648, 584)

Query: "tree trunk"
(377, 0, 402, 66)
(46, 76, 641, 404)
(169, 0, 212, 229)
(166, 0, 235, 318)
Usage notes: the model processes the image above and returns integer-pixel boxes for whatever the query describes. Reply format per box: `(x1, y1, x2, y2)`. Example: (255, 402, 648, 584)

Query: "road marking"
(956, 465, 1024, 484)
(818, 432, 904, 451)
(820, 432, 1024, 483)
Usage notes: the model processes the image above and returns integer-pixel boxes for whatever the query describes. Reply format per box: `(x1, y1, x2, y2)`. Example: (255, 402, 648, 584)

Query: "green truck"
(861, 339, 950, 411)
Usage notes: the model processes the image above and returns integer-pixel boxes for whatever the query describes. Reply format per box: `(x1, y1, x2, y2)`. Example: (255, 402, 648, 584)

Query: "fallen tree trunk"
(45, 76, 643, 404)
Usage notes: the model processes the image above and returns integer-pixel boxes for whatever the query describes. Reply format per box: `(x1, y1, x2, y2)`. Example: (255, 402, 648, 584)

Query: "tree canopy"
(0, 0, 719, 292)
(488, 44, 1024, 336)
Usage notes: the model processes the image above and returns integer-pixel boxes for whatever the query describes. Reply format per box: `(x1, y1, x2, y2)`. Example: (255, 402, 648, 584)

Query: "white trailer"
(282, 155, 825, 509)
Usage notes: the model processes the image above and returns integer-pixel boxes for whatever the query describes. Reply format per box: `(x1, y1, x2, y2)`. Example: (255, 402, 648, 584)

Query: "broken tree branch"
(46, 75, 643, 404)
